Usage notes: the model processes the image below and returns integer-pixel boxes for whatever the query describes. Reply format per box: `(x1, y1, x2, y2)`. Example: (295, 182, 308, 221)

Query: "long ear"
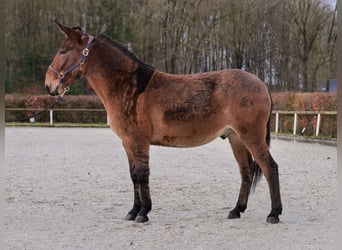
(54, 20, 82, 43)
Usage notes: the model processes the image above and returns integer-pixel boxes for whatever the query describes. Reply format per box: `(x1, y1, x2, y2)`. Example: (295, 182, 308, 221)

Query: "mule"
(45, 21, 282, 224)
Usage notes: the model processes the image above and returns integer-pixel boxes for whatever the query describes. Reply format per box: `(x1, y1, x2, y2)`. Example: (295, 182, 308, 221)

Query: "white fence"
(272, 110, 336, 136)
(46, 108, 110, 125)
(5, 108, 109, 125)
(6, 108, 337, 137)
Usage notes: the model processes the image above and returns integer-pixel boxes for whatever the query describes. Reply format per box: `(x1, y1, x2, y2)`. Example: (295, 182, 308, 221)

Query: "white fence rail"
(272, 110, 336, 137)
(5, 108, 110, 125)
(6, 108, 337, 137)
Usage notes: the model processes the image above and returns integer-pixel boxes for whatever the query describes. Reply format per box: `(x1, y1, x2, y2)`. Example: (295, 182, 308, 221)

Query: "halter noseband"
(48, 34, 94, 85)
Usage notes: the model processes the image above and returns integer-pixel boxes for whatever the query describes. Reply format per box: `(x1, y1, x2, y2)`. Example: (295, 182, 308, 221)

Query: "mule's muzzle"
(45, 83, 69, 97)
(45, 84, 59, 96)
(45, 85, 54, 96)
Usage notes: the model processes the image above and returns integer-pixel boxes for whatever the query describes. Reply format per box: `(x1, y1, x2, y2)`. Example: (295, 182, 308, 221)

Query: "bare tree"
(5, 0, 337, 93)
(290, 0, 332, 91)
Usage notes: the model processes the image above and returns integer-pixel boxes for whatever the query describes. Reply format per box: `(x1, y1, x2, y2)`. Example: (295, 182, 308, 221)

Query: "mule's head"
(45, 21, 92, 96)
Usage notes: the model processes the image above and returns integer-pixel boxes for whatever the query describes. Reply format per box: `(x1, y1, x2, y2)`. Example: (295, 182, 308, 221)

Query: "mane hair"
(95, 34, 155, 96)
(97, 34, 154, 70)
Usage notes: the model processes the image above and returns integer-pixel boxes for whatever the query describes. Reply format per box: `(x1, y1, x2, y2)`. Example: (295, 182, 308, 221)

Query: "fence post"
(107, 114, 110, 126)
(316, 113, 321, 136)
(275, 112, 279, 134)
(50, 110, 53, 125)
(293, 112, 297, 135)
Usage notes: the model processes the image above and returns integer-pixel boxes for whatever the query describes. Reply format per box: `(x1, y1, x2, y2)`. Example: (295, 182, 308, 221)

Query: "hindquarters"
(225, 84, 282, 223)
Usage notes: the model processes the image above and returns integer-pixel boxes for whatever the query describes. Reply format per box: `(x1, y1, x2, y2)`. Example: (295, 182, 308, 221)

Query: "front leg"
(124, 161, 142, 221)
(123, 140, 151, 223)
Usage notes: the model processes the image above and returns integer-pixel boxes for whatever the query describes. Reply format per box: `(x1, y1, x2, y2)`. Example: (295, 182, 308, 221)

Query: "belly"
(150, 123, 233, 148)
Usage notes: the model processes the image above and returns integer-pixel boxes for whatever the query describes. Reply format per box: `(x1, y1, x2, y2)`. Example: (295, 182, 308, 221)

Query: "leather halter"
(48, 34, 94, 84)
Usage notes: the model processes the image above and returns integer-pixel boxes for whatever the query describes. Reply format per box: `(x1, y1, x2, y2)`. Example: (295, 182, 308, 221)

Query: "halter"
(48, 34, 95, 93)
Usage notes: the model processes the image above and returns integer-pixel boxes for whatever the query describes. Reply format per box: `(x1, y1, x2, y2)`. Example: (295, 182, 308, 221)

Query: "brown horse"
(45, 21, 282, 224)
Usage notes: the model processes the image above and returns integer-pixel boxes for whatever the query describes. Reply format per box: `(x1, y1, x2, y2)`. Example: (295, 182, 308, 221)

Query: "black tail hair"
(251, 90, 273, 191)
(266, 92, 273, 147)
(251, 161, 263, 192)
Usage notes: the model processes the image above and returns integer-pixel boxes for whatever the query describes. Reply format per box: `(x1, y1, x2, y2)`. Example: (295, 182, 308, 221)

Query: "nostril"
(45, 85, 56, 96)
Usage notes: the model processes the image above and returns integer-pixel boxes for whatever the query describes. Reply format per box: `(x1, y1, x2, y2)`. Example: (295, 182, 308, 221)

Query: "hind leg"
(240, 135, 282, 223)
(227, 133, 255, 219)
(260, 152, 282, 223)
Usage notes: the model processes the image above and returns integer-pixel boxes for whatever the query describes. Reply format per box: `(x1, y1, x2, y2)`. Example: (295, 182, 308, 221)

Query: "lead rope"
(5, 87, 70, 123)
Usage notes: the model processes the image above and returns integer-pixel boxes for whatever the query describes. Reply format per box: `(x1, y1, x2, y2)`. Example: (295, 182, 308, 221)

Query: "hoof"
(266, 216, 280, 224)
(124, 213, 136, 221)
(228, 211, 241, 219)
(135, 215, 149, 223)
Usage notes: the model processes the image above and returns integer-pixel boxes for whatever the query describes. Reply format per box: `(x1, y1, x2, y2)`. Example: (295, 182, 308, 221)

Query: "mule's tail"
(251, 160, 263, 192)
(266, 93, 273, 148)
(251, 91, 273, 192)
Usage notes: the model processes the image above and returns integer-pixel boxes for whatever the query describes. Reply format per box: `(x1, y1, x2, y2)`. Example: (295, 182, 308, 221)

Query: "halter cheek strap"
(48, 34, 94, 84)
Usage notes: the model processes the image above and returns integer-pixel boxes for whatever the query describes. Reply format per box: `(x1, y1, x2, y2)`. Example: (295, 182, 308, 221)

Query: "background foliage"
(5, 0, 336, 94)
(5, 92, 337, 137)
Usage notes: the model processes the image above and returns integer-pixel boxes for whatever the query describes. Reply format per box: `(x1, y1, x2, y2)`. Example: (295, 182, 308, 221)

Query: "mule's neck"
(83, 35, 155, 110)
(84, 37, 136, 103)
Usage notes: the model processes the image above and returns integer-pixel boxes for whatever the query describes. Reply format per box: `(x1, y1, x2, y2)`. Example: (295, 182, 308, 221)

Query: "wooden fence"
(5, 108, 337, 138)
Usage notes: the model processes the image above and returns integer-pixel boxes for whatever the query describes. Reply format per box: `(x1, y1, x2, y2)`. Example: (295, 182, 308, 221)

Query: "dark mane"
(96, 34, 155, 96)
(97, 34, 154, 70)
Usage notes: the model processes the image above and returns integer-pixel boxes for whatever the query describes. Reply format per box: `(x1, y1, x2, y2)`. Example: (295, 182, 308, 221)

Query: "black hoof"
(228, 205, 245, 219)
(266, 215, 280, 224)
(228, 210, 241, 219)
(135, 215, 149, 223)
(267, 207, 282, 224)
(124, 213, 136, 221)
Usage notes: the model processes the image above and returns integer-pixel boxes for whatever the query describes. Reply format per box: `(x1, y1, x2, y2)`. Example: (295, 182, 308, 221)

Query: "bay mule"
(45, 22, 282, 224)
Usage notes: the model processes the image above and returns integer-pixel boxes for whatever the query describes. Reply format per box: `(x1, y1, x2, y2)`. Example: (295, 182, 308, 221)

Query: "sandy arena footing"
(5, 127, 336, 249)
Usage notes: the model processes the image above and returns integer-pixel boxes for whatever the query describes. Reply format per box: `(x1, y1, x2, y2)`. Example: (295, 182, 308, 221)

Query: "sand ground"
(5, 127, 337, 249)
